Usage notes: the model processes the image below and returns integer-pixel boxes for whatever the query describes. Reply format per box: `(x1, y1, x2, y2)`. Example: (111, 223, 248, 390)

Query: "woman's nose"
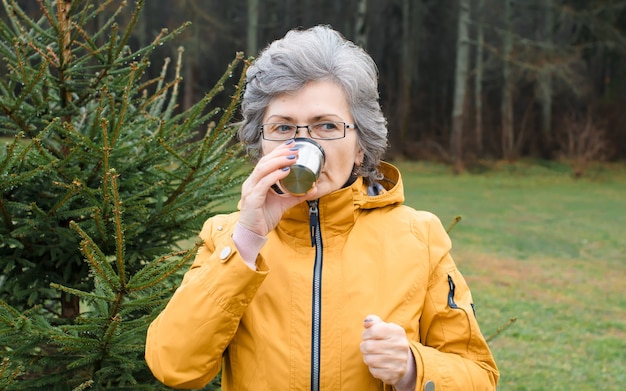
(294, 125, 312, 138)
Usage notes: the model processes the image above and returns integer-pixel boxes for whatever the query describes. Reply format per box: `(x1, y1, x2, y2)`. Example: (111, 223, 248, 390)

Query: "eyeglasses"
(260, 121, 357, 141)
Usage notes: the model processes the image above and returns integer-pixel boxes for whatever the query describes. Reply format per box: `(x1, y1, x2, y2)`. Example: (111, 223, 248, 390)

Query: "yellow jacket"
(145, 162, 499, 390)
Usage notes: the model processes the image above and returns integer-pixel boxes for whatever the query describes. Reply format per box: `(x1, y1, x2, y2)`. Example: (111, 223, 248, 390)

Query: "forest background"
(11, 0, 626, 173)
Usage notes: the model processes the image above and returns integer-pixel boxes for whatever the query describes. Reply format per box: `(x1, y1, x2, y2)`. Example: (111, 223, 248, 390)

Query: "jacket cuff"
(232, 222, 268, 269)
(410, 341, 450, 390)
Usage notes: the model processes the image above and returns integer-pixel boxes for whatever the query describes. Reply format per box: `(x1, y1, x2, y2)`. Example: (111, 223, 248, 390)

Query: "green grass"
(393, 160, 626, 391)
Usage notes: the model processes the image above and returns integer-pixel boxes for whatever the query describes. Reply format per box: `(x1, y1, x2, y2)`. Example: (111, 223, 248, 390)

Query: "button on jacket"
(145, 162, 499, 390)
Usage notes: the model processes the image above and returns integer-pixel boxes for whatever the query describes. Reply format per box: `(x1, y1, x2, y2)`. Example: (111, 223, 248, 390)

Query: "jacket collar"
(276, 162, 404, 242)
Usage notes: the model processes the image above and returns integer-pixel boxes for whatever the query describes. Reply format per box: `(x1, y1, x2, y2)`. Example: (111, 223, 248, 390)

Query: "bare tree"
(451, 0, 471, 172)
(354, 0, 368, 48)
(558, 111, 608, 177)
(501, 0, 515, 161)
(247, 0, 259, 56)
(395, 0, 423, 155)
(538, 0, 554, 149)
(474, 0, 485, 157)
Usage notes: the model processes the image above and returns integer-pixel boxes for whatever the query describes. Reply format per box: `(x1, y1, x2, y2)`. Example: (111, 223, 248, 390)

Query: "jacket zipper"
(448, 274, 476, 316)
(308, 200, 322, 391)
(447, 275, 459, 309)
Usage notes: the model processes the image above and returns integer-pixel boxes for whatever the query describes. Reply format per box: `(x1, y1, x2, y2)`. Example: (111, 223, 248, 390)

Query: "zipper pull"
(308, 200, 319, 247)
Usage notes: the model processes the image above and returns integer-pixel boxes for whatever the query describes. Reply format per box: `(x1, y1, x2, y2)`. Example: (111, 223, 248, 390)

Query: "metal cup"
(278, 138, 325, 195)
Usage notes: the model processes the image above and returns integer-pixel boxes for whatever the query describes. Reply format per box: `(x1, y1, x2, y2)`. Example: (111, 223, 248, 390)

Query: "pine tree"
(0, 0, 247, 389)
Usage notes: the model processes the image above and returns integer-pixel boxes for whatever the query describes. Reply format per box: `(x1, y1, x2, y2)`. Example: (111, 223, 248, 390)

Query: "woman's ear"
(354, 149, 364, 167)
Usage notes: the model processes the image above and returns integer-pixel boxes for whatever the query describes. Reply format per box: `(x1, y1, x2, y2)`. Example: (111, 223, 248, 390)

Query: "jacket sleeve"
(145, 214, 269, 389)
(409, 214, 499, 390)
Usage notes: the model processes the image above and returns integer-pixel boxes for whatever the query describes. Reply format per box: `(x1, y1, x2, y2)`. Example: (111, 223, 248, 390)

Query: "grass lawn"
(393, 160, 626, 391)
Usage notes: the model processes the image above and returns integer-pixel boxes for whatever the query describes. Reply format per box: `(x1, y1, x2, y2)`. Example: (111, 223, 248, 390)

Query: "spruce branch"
(159, 53, 245, 210)
(71, 379, 93, 391)
(70, 221, 121, 291)
(114, 0, 144, 58)
(48, 330, 100, 352)
(92, 207, 106, 244)
(138, 58, 182, 116)
(0, 300, 22, 327)
(70, 21, 106, 62)
(2, 0, 41, 38)
(109, 170, 127, 288)
(100, 117, 112, 219)
(98, 312, 121, 365)
(213, 52, 247, 132)
(0, 132, 25, 181)
(49, 283, 113, 304)
(85, 95, 106, 143)
(126, 243, 200, 291)
(155, 135, 195, 169)
(6, 57, 47, 119)
(31, 133, 60, 163)
(166, 46, 185, 116)
(0, 357, 23, 388)
(1, 56, 47, 137)
(55, 0, 72, 64)
(110, 63, 144, 147)
(48, 179, 82, 215)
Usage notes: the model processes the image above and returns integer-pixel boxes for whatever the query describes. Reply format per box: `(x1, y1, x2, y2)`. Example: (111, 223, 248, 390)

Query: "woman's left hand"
(360, 315, 416, 389)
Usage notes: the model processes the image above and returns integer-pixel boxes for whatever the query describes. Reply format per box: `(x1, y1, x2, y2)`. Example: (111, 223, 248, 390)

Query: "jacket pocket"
(446, 273, 485, 354)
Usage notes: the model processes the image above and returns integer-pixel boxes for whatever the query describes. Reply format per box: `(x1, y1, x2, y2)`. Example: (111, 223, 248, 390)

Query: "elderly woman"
(146, 25, 499, 390)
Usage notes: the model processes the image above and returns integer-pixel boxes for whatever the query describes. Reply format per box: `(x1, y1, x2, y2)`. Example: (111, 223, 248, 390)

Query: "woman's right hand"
(238, 139, 317, 237)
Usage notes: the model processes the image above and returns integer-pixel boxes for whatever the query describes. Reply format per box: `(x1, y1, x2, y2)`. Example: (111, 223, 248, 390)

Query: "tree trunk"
(474, 0, 485, 157)
(61, 291, 80, 319)
(354, 0, 368, 48)
(396, 0, 421, 156)
(183, 52, 195, 112)
(183, 14, 199, 111)
(451, 0, 471, 172)
(539, 0, 554, 155)
(501, 0, 515, 161)
(247, 0, 259, 57)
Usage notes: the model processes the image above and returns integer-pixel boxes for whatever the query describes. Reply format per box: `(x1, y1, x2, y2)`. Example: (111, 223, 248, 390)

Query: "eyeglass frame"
(259, 121, 357, 141)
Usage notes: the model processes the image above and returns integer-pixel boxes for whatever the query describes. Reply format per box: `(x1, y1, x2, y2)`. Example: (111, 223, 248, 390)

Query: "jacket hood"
(352, 161, 404, 210)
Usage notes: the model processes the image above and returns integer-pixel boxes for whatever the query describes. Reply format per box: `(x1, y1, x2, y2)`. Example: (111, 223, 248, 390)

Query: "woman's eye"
(276, 124, 294, 132)
(317, 122, 339, 131)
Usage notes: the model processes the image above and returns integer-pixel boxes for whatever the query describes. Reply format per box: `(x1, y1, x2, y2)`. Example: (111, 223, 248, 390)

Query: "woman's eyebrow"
(264, 114, 293, 122)
(264, 113, 344, 123)
(311, 114, 343, 121)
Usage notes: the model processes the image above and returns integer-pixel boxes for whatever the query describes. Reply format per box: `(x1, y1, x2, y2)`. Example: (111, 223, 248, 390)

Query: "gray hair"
(237, 25, 388, 186)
